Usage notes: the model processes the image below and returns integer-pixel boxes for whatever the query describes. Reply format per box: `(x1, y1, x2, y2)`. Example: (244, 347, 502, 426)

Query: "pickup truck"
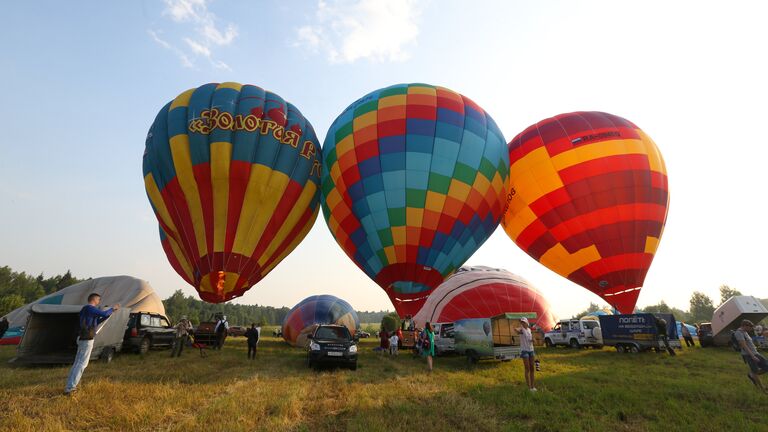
(454, 313, 537, 364)
(544, 319, 603, 349)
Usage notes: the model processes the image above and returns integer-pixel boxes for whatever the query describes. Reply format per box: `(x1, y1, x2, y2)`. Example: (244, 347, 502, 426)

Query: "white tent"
(5, 275, 166, 329)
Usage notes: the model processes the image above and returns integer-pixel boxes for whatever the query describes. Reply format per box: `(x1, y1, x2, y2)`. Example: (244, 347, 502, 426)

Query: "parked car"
(124, 312, 176, 354)
(357, 331, 371, 338)
(544, 319, 603, 349)
(307, 325, 358, 370)
(228, 326, 247, 337)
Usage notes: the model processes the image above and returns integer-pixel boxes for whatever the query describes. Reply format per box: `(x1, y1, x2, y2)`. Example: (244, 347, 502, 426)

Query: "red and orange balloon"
(502, 112, 668, 314)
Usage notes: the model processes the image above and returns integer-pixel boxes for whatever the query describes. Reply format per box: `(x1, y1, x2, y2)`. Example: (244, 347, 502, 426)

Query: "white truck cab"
(545, 319, 603, 348)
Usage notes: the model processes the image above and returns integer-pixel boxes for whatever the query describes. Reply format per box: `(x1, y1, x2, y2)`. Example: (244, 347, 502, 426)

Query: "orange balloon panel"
(502, 112, 668, 314)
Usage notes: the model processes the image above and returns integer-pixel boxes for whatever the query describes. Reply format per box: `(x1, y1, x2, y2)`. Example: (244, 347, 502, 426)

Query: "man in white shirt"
(389, 333, 399, 356)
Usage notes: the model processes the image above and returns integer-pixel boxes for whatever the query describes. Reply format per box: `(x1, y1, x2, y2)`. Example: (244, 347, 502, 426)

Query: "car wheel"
(307, 355, 313, 369)
(545, 338, 553, 348)
(139, 337, 151, 355)
(616, 345, 626, 353)
(569, 339, 580, 349)
(629, 345, 640, 354)
(466, 351, 478, 365)
(349, 362, 357, 371)
(101, 348, 114, 364)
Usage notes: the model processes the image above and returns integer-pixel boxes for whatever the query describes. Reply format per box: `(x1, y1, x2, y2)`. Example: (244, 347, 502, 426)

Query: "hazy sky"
(2, 1, 767, 318)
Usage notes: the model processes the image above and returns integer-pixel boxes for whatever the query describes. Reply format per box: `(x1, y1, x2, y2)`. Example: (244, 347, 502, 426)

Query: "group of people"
(377, 320, 435, 372)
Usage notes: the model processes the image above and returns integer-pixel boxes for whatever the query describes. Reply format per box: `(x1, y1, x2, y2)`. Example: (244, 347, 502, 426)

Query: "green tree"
(0, 294, 25, 316)
(689, 291, 715, 323)
(381, 312, 401, 332)
(571, 302, 602, 319)
(718, 285, 742, 306)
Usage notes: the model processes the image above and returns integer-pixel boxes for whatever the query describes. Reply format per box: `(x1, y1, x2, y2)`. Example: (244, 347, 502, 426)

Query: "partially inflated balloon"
(502, 112, 668, 314)
(413, 266, 557, 330)
(321, 84, 509, 317)
(143, 82, 322, 303)
(282, 295, 359, 347)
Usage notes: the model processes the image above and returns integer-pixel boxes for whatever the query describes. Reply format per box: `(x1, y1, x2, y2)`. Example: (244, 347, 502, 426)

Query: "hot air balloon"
(321, 83, 509, 317)
(413, 266, 557, 331)
(282, 295, 359, 347)
(502, 112, 669, 314)
(143, 82, 322, 303)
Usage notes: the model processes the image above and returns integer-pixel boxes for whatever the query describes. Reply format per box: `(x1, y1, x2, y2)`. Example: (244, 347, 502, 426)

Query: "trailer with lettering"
(598, 313, 681, 353)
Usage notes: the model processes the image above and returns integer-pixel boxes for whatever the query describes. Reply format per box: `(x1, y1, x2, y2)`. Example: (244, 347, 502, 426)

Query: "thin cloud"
(149, 0, 237, 70)
(148, 30, 194, 68)
(296, 0, 423, 64)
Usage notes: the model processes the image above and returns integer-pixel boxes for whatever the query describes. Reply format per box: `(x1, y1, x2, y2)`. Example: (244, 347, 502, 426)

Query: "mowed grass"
(0, 338, 765, 432)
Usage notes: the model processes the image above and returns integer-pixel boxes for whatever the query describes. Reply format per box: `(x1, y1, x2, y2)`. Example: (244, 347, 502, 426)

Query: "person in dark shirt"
(0, 317, 9, 339)
(244, 323, 259, 360)
(655, 317, 675, 356)
(64, 293, 119, 395)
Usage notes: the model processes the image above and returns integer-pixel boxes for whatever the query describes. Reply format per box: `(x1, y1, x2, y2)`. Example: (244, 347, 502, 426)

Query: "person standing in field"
(389, 332, 399, 356)
(379, 328, 390, 355)
(0, 317, 8, 339)
(64, 293, 119, 395)
(171, 316, 192, 357)
(422, 322, 435, 372)
(680, 321, 694, 348)
(245, 323, 259, 360)
(516, 317, 537, 392)
(735, 320, 768, 393)
(214, 315, 229, 350)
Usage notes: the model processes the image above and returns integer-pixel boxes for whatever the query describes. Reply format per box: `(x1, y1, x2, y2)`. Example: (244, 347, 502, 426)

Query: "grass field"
(0, 337, 765, 432)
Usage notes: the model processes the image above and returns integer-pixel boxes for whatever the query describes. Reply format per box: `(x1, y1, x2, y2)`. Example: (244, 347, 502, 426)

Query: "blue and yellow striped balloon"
(143, 82, 322, 303)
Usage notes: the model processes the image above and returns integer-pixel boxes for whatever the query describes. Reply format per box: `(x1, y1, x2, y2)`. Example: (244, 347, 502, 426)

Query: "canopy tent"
(1, 276, 165, 344)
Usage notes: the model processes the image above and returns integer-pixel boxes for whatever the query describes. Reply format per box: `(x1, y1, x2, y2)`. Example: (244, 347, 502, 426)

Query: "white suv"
(545, 319, 603, 349)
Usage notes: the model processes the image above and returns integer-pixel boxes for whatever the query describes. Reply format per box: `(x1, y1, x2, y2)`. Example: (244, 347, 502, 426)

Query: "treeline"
(162, 290, 290, 326)
(162, 290, 393, 326)
(356, 310, 391, 324)
(0, 266, 86, 316)
(573, 285, 767, 324)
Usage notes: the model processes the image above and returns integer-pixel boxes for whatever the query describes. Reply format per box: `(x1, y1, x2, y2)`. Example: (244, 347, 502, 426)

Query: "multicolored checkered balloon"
(320, 83, 509, 317)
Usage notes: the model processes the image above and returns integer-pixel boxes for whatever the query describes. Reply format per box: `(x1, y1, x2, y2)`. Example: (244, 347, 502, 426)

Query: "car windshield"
(315, 327, 350, 340)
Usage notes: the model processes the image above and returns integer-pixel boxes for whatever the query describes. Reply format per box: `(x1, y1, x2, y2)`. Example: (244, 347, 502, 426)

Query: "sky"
(1, 0, 767, 319)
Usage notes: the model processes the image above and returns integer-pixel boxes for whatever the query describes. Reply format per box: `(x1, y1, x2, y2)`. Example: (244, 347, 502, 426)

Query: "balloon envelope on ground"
(282, 295, 359, 347)
(321, 83, 509, 317)
(502, 112, 669, 314)
(143, 82, 322, 303)
(413, 266, 557, 331)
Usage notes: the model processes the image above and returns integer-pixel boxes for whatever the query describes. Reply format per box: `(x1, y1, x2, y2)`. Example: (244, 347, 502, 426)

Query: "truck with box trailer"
(454, 313, 536, 363)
